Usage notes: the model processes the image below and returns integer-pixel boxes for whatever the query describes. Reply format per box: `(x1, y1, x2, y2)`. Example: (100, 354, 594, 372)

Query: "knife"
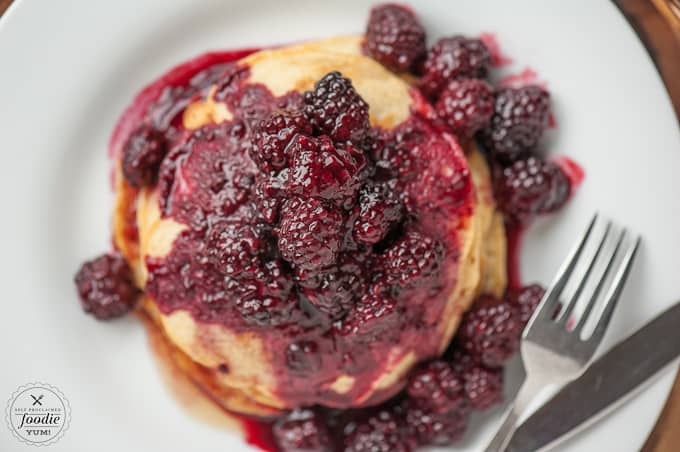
(507, 301, 680, 452)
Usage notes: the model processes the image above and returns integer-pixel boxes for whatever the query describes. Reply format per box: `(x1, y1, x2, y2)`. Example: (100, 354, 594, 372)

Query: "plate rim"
(0, 1, 678, 451)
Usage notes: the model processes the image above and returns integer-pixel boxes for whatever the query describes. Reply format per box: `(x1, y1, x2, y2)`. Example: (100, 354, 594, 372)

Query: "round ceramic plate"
(1, 0, 679, 451)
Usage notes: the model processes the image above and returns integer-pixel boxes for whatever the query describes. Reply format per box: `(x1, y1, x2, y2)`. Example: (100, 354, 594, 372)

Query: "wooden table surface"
(615, 2, 680, 450)
(1, 0, 679, 450)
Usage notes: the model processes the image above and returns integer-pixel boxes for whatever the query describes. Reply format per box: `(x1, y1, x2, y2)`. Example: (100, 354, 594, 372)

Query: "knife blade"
(507, 301, 680, 452)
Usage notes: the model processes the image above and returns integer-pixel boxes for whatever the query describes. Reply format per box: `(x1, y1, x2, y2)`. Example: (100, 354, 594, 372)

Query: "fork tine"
(528, 214, 598, 326)
(556, 221, 612, 326)
(585, 234, 640, 344)
(573, 228, 625, 334)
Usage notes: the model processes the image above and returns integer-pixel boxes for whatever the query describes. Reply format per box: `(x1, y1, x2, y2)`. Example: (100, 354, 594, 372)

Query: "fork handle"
(484, 375, 544, 452)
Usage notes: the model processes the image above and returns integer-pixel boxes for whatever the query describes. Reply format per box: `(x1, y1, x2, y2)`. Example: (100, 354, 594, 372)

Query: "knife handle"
(485, 375, 543, 451)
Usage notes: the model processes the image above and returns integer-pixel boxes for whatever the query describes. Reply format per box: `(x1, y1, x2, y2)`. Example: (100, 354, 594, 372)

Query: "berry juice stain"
(479, 32, 512, 67)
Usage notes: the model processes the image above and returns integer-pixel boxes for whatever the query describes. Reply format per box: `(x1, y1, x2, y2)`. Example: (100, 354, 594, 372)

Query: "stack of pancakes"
(112, 36, 507, 416)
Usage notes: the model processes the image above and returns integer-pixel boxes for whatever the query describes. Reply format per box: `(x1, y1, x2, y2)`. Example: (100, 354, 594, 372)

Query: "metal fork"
(485, 214, 641, 451)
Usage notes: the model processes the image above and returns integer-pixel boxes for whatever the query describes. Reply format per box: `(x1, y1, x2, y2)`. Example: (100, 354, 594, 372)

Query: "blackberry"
(233, 259, 296, 326)
(364, 3, 426, 72)
(404, 135, 471, 216)
(206, 220, 264, 277)
(253, 175, 287, 224)
(277, 197, 344, 271)
(74, 253, 139, 320)
(334, 290, 397, 337)
(419, 36, 491, 99)
(352, 180, 403, 245)
(481, 85, 551, 162)
(370, 120, 429, 182)
(228, 84, 276, 128)
(406, 360, 467, 414)
(458, 295, 522, 368)
(383, 230, 444, 288)
(303, 71, 370, 143)
(252, 259, 294, 300)
(404, 402, 468, 447)
(273, 409, 332, 452)
(506, 283, 546, 326)
(435, 79, 494, 138)
(286, 134, 367, 206)
(493, 155, 570, 223)
(461, 365, 503, 410)
(344, 408, 414, 452)
(251, 110, 313, 173)
(121, 126, 168, 187)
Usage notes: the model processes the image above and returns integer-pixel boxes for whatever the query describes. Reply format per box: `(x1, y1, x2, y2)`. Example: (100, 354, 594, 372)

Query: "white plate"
(1, 0, 679, 451)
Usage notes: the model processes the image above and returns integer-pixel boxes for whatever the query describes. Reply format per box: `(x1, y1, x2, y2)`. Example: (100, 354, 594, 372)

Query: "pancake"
(112, 38, 506, 416)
